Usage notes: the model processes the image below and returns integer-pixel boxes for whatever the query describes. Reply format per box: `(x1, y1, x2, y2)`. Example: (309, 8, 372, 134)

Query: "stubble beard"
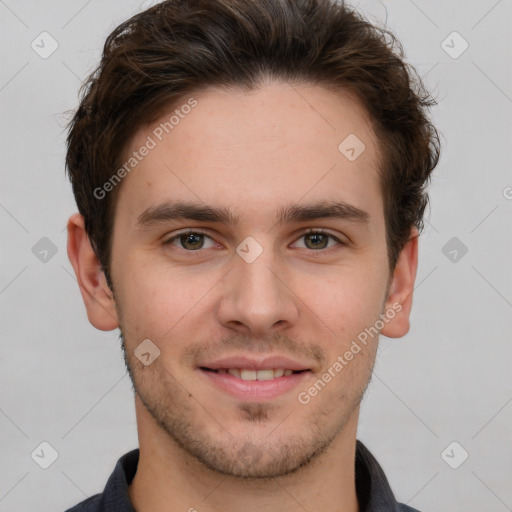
(119, 329, 374, 480)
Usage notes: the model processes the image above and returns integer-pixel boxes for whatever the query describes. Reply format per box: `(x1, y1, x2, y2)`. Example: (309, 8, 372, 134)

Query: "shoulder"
(397, 504, 422, 512)
(63, 493, 102, 512)
(61, 448, 139, 512)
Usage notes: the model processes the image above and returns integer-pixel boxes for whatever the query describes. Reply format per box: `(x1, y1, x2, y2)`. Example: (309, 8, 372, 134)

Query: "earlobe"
(380, 227, 419, 339)
(66, 213, 119, 331)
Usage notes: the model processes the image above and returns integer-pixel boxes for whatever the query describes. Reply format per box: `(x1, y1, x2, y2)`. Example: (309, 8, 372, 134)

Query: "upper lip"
(199, 355, 311, 372)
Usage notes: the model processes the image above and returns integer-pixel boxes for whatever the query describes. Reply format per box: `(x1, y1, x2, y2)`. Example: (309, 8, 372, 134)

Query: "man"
(64, 0, 440, 510)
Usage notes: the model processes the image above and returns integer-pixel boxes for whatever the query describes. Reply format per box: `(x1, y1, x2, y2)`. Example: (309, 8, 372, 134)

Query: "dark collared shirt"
(64, 440, 420, 512)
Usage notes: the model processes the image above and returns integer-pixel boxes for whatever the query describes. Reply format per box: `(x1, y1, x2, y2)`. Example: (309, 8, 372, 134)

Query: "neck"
(128, 395, 360, 512)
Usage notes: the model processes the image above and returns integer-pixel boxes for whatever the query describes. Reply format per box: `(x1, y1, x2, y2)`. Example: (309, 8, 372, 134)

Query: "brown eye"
(164, 230, 215, 251)
(303, 232, 330, 249)
(179, 232, 204, 250)
(293, 230, 343, 251)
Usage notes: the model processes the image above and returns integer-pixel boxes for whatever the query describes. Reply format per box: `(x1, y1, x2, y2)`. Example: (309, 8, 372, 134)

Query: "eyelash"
(163, 228, 345, 254)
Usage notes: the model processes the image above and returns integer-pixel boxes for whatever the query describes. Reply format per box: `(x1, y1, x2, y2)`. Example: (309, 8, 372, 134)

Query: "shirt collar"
(355, 439, 408, 511)
(98, 440, 407, 512)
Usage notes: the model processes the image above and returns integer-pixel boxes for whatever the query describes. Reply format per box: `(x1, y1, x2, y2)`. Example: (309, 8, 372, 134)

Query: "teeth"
(241, 369, 257, 380)
(255, 369, 275, 381)
(219, 368, 298, 380)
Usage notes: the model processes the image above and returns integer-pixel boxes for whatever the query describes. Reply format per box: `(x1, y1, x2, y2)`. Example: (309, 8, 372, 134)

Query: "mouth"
(198, 365, 312, 401)
(200, 367, 307, 380)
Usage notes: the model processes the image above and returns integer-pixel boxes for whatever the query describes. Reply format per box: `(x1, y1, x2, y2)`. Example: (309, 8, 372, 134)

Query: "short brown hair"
(66, 0, 440, 288)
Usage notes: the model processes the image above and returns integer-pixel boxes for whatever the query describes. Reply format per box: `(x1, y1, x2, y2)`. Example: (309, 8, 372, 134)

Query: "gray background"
(1, 0, 511, 511)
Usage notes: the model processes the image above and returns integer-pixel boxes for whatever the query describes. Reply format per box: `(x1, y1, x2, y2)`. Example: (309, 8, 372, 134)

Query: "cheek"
(302, 264, 387, 336)
(115, 256, 218, 340)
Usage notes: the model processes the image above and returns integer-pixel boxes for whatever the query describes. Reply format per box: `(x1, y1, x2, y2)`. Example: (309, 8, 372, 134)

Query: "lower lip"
(198, 369, 311, 401)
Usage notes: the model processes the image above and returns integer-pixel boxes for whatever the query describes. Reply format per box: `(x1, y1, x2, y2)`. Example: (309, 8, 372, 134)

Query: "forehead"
(115, 81, 384, 229)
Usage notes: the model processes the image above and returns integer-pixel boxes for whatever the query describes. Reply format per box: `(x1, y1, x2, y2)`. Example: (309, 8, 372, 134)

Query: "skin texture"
(67, 80, 418, 512)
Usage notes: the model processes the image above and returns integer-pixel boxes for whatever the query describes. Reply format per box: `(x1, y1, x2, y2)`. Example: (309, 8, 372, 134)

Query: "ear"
(66, 213, 119, 331)
(380, 227, 419, 338)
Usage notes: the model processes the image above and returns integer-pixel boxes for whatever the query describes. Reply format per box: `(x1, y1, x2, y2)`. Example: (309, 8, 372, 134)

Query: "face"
(107, 81, 396, 478)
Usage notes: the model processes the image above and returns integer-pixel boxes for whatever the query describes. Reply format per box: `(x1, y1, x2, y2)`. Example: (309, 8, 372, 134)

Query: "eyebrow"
(136, 199, 370, 229)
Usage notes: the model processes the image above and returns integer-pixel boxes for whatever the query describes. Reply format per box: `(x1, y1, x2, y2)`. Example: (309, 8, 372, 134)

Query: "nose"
(216, 246, 300, 337)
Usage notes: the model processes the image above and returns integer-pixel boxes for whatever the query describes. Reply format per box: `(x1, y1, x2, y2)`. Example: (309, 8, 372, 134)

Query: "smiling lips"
(204, 367, 300, 380)
(198, 354, 312, 398)
(200, 355, 310, 376)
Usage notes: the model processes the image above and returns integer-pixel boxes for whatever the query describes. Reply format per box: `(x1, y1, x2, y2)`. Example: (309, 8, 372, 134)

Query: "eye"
(163, 229, 216, 251)
(292, 229, 344, 251)
(163, 228, 345, 253)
